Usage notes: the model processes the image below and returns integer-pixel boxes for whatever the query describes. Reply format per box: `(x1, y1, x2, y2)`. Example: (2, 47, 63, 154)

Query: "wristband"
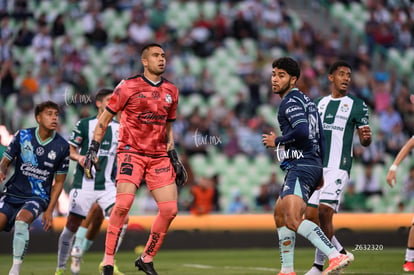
(389, 164, 398, 172)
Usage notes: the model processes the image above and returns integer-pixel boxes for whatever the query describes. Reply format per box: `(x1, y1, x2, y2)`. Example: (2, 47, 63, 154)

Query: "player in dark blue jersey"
(0, 101, 70, 275)
(262, 57, 350, 275)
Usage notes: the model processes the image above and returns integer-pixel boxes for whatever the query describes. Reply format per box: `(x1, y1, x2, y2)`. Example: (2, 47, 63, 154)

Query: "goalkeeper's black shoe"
(102, 265, 113, 275)
(135, 257, 158, 275)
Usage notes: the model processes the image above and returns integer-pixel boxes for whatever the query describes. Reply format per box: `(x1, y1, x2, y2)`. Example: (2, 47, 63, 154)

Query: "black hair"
(329, 60, 352, 75)
(140, 43, 163, 56)
(272, 57, 300, 79)
(95, 88, 113, 102)
(35, 101, 60, 117)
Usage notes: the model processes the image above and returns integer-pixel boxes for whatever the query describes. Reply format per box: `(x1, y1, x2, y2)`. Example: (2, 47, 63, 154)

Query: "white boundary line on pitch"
(182, 264, 401, 274)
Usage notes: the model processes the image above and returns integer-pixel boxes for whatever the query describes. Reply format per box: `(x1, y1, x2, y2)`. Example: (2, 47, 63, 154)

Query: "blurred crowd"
(0, 0, 414, 214)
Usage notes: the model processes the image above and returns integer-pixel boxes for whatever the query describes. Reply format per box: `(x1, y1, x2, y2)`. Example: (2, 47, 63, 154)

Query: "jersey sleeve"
(284, 98, 307, 128)
(69, 119, 86, 147)
(106, 80, 129, 114)
(3, 130, 20, 160)
(353, 99, 370, 128)
(275, 97, 309, 145)
(167, 87, 179, 121)
(56, 143, 70, 175)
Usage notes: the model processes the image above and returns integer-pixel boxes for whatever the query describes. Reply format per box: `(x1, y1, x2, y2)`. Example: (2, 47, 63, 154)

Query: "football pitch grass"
(0, 248, 406, 274)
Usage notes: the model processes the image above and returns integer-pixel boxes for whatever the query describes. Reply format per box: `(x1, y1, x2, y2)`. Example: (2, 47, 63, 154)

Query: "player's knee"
(283, 213, 301, 232)
(285, 220, 299, 232)
(113, 193, 134, 217)
(158, 201, 177, 221)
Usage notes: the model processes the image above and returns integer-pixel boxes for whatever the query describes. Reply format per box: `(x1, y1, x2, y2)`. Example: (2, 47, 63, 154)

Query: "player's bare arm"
(70, 145, 86, 168)
(386, 137, 414, 187)
(262, 131, 277, 148)
(93, 109, 114, 142)
(42, 173, 66, 231)
(0, 156, 11, 183)
(357, 125, 372, 146)
(166, 121, 174, 151)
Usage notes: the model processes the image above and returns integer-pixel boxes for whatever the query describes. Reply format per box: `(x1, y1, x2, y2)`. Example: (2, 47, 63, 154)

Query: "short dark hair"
(95, 88, 113, 102)
(329, 60, 352, 75)
(140, 43, 163, 57)
(35, 101, 60, 117)
(272, 57, 300, 79)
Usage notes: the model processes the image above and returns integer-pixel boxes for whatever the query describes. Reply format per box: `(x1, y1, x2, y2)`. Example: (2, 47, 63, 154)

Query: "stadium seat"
(188, 153, 209, 177)
(201, 1, 217, 20)
(184, 1, 200, 22)
(210, 153, 229, 174)
(187, 55, 204, 76)
(330, 2, 346, 20)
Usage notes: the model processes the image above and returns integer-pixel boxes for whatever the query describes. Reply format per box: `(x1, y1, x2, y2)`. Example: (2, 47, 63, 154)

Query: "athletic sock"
(82, 238, 94, 253)
(10, 220, 29, 274)
(57, 227, 76, 269)
(331, 235, 344, 253)
(313, 248, 326, 266)
(277, 226, 295, 273)
(9, 258, 23, 275)
(141, 201, 177, 263)
(297, 220, 339, 259)
(13, 221, 29, 261)
(406, 247, 414, 262)
(72, 226, 88, 256)
(104, 193, 134, 266)
(115, 223, 128, 253)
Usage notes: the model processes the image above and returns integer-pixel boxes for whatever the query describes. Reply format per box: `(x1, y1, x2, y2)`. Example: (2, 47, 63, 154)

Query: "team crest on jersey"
(361, 117, 369, 124)
(340, 104, 349, 112)
(152, 91, 160, 99)
(35, 147, 44, 156)
(48, 150, 56, 160)
(165, 94, 172, 103)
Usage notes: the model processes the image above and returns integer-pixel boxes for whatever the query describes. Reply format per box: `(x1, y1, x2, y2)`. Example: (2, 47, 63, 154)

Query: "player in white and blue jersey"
(262, 57, 351, 275)
(0, 101, 70, 275)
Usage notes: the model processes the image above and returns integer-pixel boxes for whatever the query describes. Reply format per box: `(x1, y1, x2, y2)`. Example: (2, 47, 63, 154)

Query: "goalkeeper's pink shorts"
(116, 152, 176, 190)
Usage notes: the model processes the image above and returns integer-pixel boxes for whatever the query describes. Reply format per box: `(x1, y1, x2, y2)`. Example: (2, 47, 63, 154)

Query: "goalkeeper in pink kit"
(84, 43, 187, 275)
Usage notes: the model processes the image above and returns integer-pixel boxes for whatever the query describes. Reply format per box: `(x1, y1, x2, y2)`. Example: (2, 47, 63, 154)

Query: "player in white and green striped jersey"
(56, 89, 127, 275)
(305, 61, 372, 275)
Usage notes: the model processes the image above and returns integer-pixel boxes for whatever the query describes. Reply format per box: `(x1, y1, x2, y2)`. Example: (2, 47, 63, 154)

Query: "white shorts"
(307, 167, 349, 212)
(68, 186, 116, 218)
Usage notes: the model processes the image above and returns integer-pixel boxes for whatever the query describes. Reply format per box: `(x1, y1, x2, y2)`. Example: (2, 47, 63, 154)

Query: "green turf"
(0, 248, 406, 274)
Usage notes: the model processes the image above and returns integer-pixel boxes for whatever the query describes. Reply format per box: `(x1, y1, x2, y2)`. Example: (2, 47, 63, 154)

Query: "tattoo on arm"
(98, 123, 107, 131)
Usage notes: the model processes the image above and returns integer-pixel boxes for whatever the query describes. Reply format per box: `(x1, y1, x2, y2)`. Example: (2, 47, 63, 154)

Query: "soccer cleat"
(345, 250, 355, 262)
(404, 262, 414, 272)
(99, 261, 124, 275)
(70, 256, 81, 275)
(135, 257, 158, 275)
(102, 265, 114, 275)
(54, 268, 65, 275)
(323, 254, 350, 275)
(304, 266, 323, 275)
(277, 272, 296, 275)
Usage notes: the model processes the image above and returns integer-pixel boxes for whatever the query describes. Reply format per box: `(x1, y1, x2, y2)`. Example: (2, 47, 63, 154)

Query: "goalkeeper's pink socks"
(141, 200, 177, 263)
(104, 193, 134, 266)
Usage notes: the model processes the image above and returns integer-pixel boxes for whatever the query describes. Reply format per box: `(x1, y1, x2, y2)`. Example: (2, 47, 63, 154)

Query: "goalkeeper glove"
(84, 140, 101, 179)
(168, 149, 188, 186)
